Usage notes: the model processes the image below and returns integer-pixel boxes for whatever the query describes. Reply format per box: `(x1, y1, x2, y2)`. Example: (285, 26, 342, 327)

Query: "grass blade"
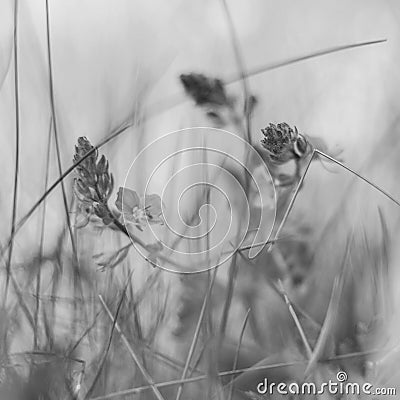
(175, 269, 217, 400)
(84, 276, 131, 399)
(98, 295, 166, 400)
(227, 308, 250, 400)
(226, 39, 387, 83)
(88, 346, 387, 399)
(5, 0, 20, 303)
(304, 235, 353, 378)
(279, 280, 313, 358)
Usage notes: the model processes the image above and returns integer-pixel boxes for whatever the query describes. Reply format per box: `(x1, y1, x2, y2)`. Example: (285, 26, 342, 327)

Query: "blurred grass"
(1, 1, 400, 399)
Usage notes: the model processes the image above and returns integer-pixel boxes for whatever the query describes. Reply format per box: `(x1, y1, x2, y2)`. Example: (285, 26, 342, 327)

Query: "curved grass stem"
(268, 149, 400, 252)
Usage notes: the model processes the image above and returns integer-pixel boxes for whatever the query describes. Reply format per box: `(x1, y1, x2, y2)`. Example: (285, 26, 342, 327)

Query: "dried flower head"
(180, 73, 229, 106)
(73, 137, 114, 226)
(261, 123, 310, 164)
(116, 187, 164, 231)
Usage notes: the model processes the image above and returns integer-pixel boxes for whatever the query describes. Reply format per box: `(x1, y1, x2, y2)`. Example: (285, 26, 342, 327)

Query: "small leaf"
(145, 241, 163, 254)
(145, 241, 163, 267)
(93, 244, 131, 271)
(115, 187, 140, 212)
(74, 214, 90, 229)
(96, 155, 107, 174)
(275, 173, 296, 187)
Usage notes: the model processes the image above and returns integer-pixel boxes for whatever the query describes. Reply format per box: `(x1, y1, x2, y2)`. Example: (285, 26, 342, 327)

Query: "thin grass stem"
(175, 269, 217, 400)
(5, 0, 20, 304)
(227, 308, 250, 400)
(98, 295, 166, 400)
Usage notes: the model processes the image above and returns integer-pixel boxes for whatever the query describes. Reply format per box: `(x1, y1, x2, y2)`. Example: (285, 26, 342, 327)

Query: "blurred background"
(0, 0, 400, 398)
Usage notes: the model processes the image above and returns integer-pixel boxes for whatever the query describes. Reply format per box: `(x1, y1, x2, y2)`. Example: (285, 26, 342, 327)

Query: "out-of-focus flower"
(73, 137, 114, 226)
(261, 122, 311, 165)
(115, 187, 164, 231)
(180, 72, 255, 128)
(180, 73, 229, 106)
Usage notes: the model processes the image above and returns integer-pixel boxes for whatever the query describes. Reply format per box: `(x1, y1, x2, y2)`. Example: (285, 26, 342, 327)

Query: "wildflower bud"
(245, 95, 258, 115)
(106, 174, 114, 199)
(261, 122, 310, 165)
(73, 137, 115, 227)
(74, 178, 92, 202)
(96, 155, 108, 175)
(77, 166, 96, 187)
(180, 73, 228, 106)
(97, 172, 114, 202)
(93, 203, 112, 225)
(74, 137, 98, 172)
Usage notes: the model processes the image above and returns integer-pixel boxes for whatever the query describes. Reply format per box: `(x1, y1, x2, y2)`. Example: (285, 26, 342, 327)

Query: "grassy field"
(0, 1, 400, 399)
